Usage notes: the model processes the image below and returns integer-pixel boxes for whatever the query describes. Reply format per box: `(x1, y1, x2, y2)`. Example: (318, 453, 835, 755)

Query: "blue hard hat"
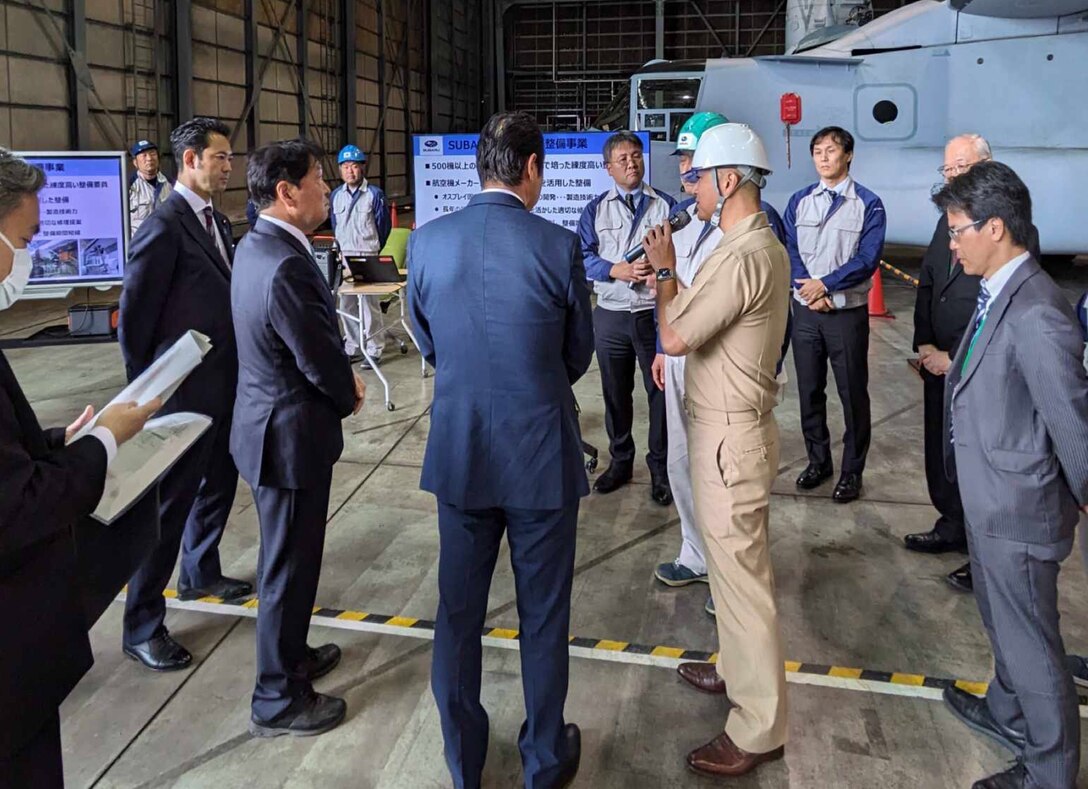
(130, 140, 157, 158)
(338, 145, 366, 164)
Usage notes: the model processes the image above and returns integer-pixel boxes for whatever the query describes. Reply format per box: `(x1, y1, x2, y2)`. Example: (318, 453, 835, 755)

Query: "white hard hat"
(691, 123, 772, 175)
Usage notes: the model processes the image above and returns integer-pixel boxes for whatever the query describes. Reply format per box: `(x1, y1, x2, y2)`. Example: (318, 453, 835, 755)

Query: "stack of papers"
(69, 330, 215, 524)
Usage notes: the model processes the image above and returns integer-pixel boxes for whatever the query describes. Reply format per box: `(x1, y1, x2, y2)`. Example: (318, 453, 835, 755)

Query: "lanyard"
(960, 313, 988, 374)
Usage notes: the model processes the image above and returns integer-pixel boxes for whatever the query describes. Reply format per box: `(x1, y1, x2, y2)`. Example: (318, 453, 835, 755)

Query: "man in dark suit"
(232, 138, 365, 736)
(0, 149, 158, 785)
(118, 117, 252, 672)
(906, 134, 1041, 595)
(935, 161, 1088, 789)
(408, 112, 592, 789)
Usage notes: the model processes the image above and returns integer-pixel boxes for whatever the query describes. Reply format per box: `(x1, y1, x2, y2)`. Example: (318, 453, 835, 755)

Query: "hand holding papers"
(68, 330, 215, 523)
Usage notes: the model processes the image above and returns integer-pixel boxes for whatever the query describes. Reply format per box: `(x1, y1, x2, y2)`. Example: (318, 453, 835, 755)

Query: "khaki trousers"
(688, 404, 787, 754)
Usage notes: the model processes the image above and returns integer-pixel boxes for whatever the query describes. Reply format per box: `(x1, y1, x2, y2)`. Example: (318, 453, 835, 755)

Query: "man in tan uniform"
(644, 123, 790, 779)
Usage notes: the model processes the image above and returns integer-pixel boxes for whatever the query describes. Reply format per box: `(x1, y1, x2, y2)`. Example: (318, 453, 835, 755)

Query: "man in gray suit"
(934, 160, 1088, 789)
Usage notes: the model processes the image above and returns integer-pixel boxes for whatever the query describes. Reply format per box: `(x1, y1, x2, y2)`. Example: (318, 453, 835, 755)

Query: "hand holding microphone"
(623, 209, 691, 288)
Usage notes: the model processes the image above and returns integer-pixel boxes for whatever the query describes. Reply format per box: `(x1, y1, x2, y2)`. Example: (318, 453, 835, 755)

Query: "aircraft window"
(636, 78, 701, 110)
(671, 112, 694, 140)
(873, 100, 899, 125)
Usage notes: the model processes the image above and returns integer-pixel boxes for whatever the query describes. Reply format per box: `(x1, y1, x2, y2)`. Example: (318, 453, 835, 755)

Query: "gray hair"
(0, 148, 45, 221)
(952, 133, 992, 160)
(602, 130, 643, 164)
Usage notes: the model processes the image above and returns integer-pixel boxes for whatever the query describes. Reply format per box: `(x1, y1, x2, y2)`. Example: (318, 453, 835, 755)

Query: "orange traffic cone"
(868, 268, 893, 318)
(391, 201, 399, 228)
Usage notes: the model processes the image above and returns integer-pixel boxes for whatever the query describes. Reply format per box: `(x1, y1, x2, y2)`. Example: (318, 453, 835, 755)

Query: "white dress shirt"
(174, 182, 229, 263)
(258, 213, 314, 256)
(88, 425, 118, 468)
(980, 250, 1031, 314)
(480, 186, 526, 205)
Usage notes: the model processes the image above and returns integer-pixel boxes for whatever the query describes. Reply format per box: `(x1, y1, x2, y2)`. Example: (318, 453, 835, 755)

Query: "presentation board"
(412, 131, 653, 231)
(19, 151, 129, 290)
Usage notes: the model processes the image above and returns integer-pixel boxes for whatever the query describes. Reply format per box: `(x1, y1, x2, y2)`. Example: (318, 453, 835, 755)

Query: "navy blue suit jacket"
(407, 191, 595, 510)
(230, 218, 356, 490)
(119, 190, 237, 419)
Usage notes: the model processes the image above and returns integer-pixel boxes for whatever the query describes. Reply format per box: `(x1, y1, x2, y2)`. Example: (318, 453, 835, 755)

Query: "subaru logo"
(424, 140, 438, 149)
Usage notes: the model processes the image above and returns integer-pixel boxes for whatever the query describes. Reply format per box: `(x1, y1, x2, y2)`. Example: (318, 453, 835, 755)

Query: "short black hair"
(476, 112, 545, 187)
(810, 126, 854, 157)
(170, 117, 231, 169)
(248, 137, 325, 210)
(931, 160, 1033, 249)
(603, 130, 643, 163)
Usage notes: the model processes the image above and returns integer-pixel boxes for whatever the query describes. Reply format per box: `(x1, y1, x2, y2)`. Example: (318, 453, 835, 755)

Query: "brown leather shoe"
(686, 732, 784, 778)
(677, 662, 727, 694)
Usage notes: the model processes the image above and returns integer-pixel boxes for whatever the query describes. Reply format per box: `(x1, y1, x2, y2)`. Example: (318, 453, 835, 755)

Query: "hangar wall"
(0, 0, 487, 218)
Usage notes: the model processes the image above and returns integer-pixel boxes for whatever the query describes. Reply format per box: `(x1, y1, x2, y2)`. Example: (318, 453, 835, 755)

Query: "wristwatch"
(655, 268, 674, 282)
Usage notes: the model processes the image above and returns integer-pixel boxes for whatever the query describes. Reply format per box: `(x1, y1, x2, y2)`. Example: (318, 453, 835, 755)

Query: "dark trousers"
(1, 710, 63, 788)
(969, 527, 1079, 789)
(432, 501, 578, 789)
(250, 470, 332, 722)
(921, 369, 965, 542)
(123, 413, 239, 645)
(792, 304, 871, 475)
(593, 306, 667, 476)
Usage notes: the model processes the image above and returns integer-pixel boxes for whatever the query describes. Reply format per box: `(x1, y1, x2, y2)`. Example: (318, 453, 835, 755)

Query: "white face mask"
(0, 229, 32, 311)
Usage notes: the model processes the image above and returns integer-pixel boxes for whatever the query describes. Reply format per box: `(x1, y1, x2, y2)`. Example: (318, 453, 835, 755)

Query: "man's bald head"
(942, 134, 991, 182)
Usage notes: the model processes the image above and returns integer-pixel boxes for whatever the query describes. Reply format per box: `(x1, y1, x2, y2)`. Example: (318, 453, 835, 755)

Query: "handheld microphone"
(623, 208, 692, 263)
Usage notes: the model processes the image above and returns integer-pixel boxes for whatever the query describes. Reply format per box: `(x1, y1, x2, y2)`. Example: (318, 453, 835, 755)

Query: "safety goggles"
(679, 167, 705, 185)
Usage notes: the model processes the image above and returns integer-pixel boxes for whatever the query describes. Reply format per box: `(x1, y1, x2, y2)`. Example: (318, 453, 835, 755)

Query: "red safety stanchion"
(391, 201, 399, 228)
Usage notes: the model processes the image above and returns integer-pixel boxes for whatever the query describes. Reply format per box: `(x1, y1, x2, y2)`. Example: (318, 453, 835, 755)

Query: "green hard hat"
(673, 112, 730, 155)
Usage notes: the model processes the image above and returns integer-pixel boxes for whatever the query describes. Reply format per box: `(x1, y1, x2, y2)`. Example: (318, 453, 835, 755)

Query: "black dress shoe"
(178, 576, 253, 601)
(943, 686, 1025, 755)
(832, 473, 862, 503)
(123, 629, 193, 672)
(299, 643, 341, 681)
(972, 761, 1026, 788)
(946, 562, 973, 593)
(593, 464, 632, 494)
(795, 462, 833, 490)
(553, 723, 582, 788)
(903, 528, 968, 554)
(249, 692, 347, 737)
(650, 476, 673, 506)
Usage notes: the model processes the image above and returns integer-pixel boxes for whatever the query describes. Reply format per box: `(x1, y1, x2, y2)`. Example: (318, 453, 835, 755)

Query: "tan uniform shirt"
(666, 211, 790, 415)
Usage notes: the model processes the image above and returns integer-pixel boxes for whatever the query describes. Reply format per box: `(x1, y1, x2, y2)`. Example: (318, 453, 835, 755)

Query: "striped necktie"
(971, 280, 991, 336)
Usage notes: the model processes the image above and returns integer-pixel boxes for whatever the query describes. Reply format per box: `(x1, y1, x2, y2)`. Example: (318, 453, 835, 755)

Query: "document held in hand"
(69, 330, 215, 524)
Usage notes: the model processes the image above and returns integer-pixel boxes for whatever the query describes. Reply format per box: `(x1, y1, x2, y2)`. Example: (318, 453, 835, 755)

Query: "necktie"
(970, 280, 991, 337)
(203, 206, 229, 266)
(949, 248, 959, 277)
(624, 194, 636, 215)
(951, 281, 991, 446)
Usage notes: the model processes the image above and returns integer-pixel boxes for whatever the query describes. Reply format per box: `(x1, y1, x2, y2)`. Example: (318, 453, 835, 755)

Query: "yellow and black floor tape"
(148, 588, 1088, 713)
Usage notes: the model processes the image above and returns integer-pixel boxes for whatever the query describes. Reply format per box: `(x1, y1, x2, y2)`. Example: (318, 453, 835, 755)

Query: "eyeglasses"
(608, 152, 643, 167)
(947, 218, 986, 240)
(937, 158, 987, 178)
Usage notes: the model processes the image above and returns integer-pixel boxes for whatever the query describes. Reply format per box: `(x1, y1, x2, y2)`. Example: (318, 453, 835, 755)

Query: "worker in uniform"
(650, 112, 790, 620)
(330, 144, 391, 367)
(645, 123, 790, 778)
(784, 126, 886, 503)
(577, 130, 676, 504)
(128, 139, 172, 237)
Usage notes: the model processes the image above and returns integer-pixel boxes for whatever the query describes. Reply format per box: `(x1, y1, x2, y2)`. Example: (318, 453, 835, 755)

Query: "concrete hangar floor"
(6, 253, 1088, 788)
